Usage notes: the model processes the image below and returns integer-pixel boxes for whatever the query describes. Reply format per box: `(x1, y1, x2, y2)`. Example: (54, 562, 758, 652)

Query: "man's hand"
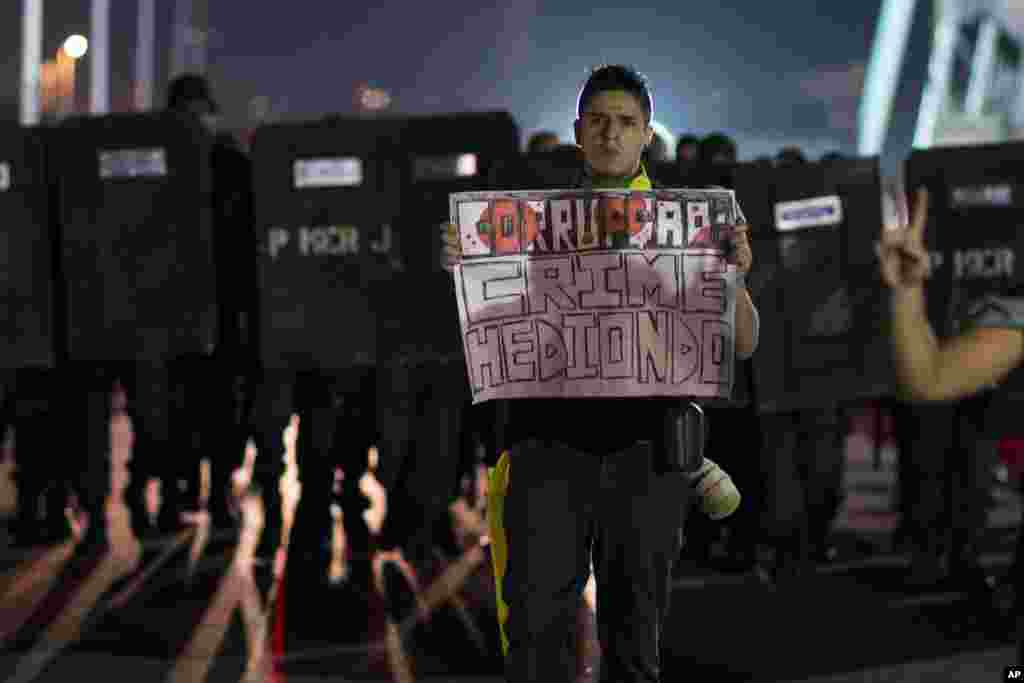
(727, 223, 752, 274)
(876, 188, 930, 291)
(440, 222, 460, 272)
(729, 222, 759, 359)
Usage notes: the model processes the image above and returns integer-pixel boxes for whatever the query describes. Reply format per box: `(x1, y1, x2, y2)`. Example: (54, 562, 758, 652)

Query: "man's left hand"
(728, 223, 752, 274)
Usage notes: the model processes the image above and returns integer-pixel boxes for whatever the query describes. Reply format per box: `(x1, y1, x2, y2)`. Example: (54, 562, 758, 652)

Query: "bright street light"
(63, 34, 88, 60)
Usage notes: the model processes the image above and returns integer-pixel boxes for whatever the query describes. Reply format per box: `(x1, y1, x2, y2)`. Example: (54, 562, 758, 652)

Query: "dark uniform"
(125, 128, 255, 535)
(940, 290, 1024, 659)
(758, 404, 846, 575)
(197, 131, 260, 527)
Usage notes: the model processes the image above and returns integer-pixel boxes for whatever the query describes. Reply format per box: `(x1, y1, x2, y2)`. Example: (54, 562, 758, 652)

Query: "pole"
(192, 0, 209, 74)
(857, 0, 918, 156)
(171, 0, 193, 77)
(19, 0, 44, 125)
(90, 0, 111, 114)
(912, 0, 961, 148)
(135, 0, 156, 110)
(964, 15, 999, 118)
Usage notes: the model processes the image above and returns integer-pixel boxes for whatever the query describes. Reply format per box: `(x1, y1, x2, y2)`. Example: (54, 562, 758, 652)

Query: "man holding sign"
(443, 65, 759, 682)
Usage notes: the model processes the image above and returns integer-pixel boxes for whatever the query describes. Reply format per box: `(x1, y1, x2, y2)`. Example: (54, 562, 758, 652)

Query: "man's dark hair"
(167, 73, 219, 113)
(576, 65, 653, 123)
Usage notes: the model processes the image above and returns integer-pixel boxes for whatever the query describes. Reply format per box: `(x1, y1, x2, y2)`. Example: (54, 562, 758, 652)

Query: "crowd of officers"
(0, 74, 1005, 619)
(0, 73, 500, 600)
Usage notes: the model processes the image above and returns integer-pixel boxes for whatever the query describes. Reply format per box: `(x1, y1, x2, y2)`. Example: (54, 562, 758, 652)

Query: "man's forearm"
(890, 287, 940, 401)
(735, 286, 758, 360)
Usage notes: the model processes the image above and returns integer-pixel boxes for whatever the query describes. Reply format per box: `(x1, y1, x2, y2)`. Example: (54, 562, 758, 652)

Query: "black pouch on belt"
(657, 401, 704, 475)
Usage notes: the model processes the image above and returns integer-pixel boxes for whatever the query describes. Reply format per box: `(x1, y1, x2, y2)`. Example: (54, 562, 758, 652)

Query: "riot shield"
(252, 117, 403, 372)
(733, 157, 892, 413)
(56, 112, 217, 363)
(0, 124, 54, 369)
(905, 142, 1024, 329)
(905, 142, 1024, 431)
(391, 111, 520, 361)
(487, 146, 584, 193)
(373, 113, 519, 502)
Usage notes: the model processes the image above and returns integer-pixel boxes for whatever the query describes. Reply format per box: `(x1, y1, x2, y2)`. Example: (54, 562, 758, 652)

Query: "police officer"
(162, 74, 256, 530)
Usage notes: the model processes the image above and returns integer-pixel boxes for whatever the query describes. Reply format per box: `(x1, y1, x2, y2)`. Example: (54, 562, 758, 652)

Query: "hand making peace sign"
(876, 188, 931, 291)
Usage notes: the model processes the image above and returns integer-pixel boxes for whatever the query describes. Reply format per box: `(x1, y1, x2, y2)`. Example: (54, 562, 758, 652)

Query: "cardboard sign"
(449, 188, 740, 403)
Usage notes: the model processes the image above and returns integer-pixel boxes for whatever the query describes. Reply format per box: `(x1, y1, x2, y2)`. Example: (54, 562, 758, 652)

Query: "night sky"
(0, 1, 938, 177)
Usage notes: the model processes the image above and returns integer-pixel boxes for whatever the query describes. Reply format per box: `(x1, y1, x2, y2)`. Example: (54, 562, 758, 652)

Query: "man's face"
(575, 90, 653, 178)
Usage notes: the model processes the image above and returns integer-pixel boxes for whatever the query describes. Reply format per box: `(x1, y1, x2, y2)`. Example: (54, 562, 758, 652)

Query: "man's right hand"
(876, 188, 930, 292)
(440, 222, 460, 272)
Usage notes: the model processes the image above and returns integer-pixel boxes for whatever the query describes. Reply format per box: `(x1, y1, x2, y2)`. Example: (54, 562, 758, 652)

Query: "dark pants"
(949, 394, 996, 565)
(702, 404, 763, 560)
(69, 367, 115, 534)
(502, 440, 688, 683)
(892, 401, 952, 555)
(80, 359, 208, 533)
(376, 359, 474, 568)
(115, 361, 194, 531)
(759, 407, 845, 559)
(8, 367, 79, 543)
(281, 367, 378, 653)
(892, 399, 990, 564)
(18, 365, 114, 544)
(177, 353, 250, 524)
(248, 370, 294, 550)
(288, 368, 377, 574)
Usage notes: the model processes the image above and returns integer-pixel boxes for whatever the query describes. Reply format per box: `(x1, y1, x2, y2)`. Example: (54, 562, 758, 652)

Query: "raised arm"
(878, 189, 1024, 402)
